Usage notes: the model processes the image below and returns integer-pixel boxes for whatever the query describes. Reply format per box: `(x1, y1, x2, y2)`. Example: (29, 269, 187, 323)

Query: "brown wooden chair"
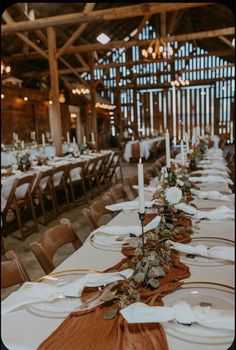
(52, 164, 70, 214)
(83, 157, 99, 198)
(67, 161, 89, 206)
(131, 142, 140, 162)
(1, 174, 38, 240)
(102, 183, 129, 204)
(32, 169, 58, 225)
(95, 154, 110, 192)
(107, 151, 124, 184)
(1, 250, 30, 289)
(82, 196, 115, 230)
(29, 218, 82, 274)
(126, 175, 149, 198)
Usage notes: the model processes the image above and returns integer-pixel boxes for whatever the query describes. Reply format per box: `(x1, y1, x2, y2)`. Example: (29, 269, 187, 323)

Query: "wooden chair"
(126, 175, 149, 198)
(1, 174, 38, 240)
(107, 151, 124, 184)
(95, 154, 109, 192)
(32, 169, 58, 225)
(83, 157, 99, 198)
(29, 218, 82, 274)
(52, 164, 70, 214)
(103, 183, 129, 204)
(67, 161, 89, 206)
(131, 142, 140, 162)
(82, 196, 114, 230)
(1, 250, 30, 289)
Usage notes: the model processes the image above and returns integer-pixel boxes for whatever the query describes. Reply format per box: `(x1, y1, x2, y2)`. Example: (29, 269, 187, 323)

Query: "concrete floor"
(1, 157, 152, 300)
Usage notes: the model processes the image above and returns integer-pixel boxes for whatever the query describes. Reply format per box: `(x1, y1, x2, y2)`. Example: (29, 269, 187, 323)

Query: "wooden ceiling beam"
(219, 35, 234, 49)
(1, 3, 210, 34)
(56, 3, 96, 58)
(160, 12, 166, 37)
(64, 27, 236, 54)
(167, 10, 182, 34)
(59, 57, 89, 87)
(3, 28, 234, 61)
(2, 10, 49, 60)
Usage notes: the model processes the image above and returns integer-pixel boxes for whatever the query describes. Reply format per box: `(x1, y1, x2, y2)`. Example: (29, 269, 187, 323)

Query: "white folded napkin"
(196, 205, 234, 221)
(1, 269, 133, 315)
(166, 240, 234, 261)
(105, 200, 155, 212)
(197, 164, 230, 172)
(191, 169, 229, 177)
(174, 202, 197, 215)
(189, 175, 233, 185)
(94, 216, 161, 237)
(190, 188, 234, 202)
(133, 185, 157, 193)
(120, 301, 234, 331)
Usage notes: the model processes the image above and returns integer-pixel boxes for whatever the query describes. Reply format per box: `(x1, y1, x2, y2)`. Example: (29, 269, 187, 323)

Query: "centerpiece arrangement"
(16, 152, 31, 171)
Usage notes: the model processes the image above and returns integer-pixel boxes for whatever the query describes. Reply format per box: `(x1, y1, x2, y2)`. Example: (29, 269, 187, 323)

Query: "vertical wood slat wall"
(84, 23, 234, 142)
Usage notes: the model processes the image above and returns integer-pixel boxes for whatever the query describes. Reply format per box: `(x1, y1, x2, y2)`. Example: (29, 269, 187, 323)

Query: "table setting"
(1, 136, 234, 350)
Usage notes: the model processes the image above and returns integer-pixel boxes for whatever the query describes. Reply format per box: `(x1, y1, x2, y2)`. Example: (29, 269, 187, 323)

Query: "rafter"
(2, 10, 48, 60)
(56, 3, 96, 58)
(17, 50, 235, 77)
(219, 35, 234, 49)
(1, 3, 209, 34)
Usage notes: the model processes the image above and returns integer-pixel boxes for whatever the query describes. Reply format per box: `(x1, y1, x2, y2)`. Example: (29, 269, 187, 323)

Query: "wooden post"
(89, 52, 97, 147)
(47, 26, 62, 155)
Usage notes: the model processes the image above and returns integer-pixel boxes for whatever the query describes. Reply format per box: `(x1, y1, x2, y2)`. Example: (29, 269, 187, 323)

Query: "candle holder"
(138, 211, 146, 257)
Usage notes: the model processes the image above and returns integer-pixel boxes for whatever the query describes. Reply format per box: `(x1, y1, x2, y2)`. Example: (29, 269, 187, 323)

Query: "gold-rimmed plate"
(179, 237, 234, 266)
(162, 282, 234, 344)
(89, 232, 128, 252)
(28, 269, 111, 318)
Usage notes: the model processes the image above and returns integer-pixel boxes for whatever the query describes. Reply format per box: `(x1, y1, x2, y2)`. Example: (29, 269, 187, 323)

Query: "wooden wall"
(1, 85, 70, 144)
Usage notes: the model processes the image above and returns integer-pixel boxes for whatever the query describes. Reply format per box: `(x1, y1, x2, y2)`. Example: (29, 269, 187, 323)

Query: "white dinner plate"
(28, 270, 111, 318)
(179, 237, 234, 266)
(89, 232, 128, 251)
(162, 282, 234, 344)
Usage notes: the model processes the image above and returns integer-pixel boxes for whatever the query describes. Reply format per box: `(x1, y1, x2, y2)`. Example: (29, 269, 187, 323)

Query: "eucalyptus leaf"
(165, 223, 174, 230)
(156, 266, 165, 276)
(103, 309, 118, 320)
(134, 271, 145, 283)
(148, 277, 160, 288)
(100, 290, 117, 302)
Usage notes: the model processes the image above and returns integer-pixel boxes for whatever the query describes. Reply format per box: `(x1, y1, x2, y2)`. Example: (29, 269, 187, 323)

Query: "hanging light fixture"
(1, 61, 11, 75)
(142, 38, 174, 60)
(170, 74, 190, 87)
(72, 86, 90, 95)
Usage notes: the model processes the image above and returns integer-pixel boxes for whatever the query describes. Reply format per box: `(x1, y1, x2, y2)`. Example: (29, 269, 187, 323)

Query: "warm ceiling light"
(24, 96, 28, 101)
(1, 94, 4, 99)
(96, 33, 110, 45)
(5, 66, 11, 73)
(232, 38, 235, 47)
(49, 100, 52, 104)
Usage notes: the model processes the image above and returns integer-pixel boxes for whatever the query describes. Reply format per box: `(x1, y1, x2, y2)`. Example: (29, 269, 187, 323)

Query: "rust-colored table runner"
(38, 256, 190, 350)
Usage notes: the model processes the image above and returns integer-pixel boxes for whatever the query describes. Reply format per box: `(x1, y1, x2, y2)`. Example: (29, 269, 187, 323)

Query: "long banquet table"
(1, 151, 235, 350)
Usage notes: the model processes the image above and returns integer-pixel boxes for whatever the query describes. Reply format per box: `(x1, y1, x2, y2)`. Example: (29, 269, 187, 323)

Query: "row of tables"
(1, 145, 235, 350)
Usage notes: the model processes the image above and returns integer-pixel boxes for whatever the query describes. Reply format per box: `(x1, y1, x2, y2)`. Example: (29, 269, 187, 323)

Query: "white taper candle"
(138, 158, 145, 214)
(165, 129, 171, 168)
(67, 132, 70, 144)
(42, 133, 45, 147)
(180, 140, 185, 166)
(185, 133, 189, 154)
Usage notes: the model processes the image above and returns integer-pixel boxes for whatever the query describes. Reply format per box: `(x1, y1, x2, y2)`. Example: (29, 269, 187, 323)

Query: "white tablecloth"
(1, 150, 234, 350)
(123, 137, 165, 162)
(1, 146, 56, 166)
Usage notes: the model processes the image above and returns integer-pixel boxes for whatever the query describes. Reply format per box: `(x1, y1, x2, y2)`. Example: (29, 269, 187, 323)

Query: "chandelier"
(72, 86, 90, 95)
(1, 61, 11, 75)
(171, 75, 190, 87)
(142, 39, 174, 60)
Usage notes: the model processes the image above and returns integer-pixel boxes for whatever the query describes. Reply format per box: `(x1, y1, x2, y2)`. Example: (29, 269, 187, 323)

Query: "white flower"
(165, 186, 183, 205)
(68, 147, 74, 153)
